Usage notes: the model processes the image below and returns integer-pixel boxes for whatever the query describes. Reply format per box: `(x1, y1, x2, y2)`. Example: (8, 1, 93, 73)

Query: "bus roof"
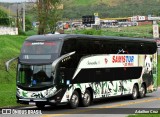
(25, 34, 156, 43)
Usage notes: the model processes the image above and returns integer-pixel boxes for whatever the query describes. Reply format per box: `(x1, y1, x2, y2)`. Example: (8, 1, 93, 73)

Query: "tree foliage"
(36, 0, 62, 34)
(0, 6, 8, 18)
(0, 18, 9, 26)
(25, 16, 32, 31)
(0, 7, 10, 26)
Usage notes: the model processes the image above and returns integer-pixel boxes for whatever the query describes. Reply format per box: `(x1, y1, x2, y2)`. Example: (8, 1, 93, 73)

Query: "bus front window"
(21, 41, 60, 54)
(17, 64, 54, 87)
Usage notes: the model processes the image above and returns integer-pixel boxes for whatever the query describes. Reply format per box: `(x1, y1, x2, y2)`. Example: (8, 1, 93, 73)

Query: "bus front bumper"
(16, 96, 63, 105)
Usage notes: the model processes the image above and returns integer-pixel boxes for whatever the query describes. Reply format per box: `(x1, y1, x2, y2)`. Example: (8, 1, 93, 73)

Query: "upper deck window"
(21, 41, 61, 54)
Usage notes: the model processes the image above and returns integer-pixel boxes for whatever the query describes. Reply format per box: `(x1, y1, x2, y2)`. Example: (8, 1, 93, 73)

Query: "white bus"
(6, 34, 158, 109)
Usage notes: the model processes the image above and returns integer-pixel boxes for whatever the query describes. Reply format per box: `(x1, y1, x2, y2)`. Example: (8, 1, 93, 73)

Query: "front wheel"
(131, 85, 138, 100)
(82, 90, 91, 107)
(69, 90, 79, 109)
(139, 84, 146, 98)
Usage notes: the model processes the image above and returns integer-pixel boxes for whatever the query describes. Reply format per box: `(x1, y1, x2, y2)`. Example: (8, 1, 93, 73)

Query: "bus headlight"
(16, 88, 21, 97)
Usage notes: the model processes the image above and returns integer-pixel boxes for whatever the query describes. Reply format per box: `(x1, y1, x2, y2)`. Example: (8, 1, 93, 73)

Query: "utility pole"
(16, 3, 19, 29)
(8, 5, 11, 27)
(22, 2, 25, 32)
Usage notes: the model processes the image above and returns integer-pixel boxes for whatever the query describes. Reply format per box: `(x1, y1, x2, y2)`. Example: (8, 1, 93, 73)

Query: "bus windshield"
(17, 64, 54, 88)
(21, 41, 61, 54)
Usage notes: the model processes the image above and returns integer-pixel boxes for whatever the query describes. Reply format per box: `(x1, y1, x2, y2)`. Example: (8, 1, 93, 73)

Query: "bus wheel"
(69, 90, 79, 109)
(131, 85, 138, 100)
(139, 84, 146, 98)
(82, 90, 91, 107)
(36, 103, 45, 109)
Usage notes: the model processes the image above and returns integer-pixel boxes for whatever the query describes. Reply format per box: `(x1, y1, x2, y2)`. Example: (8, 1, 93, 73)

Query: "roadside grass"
(0, 35, 26, 107)
(25, 28, 38, 36)
(71, 25, 153, 38)
(0, 35, 26, 83)
(102, 25, 153, 38)
(0, 84, 18, 107)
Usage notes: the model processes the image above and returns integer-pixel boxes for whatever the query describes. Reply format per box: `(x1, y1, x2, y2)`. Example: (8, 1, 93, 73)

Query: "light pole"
(16, 2, 19, 29)
(22, 2, 25, 32)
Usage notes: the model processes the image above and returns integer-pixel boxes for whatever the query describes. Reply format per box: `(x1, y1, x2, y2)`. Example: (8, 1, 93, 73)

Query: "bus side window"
(60, 39, 76, 69)
(139, 43, 157, 54)
(102, 42, 115, 54)
(77, 40, 88, 54)
(61, 39, 75, 55)
(145, 43, 156, 54)
(126, 43, 138, 54)
(139, 43, 146, 54)
(92, 41, 100, 54)
(59, 39, 76, 82)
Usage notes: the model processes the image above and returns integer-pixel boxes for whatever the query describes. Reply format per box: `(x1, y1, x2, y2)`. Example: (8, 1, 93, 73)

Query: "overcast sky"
(0, 0, 33, 3)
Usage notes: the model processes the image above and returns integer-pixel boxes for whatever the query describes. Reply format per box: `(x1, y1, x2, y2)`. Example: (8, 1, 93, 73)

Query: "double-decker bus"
(6, 34, 158, 109)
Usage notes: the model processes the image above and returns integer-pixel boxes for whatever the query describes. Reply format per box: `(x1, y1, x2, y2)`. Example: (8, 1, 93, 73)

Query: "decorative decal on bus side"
(140, 53, 158, 92)
(72, 54, 138, 80)
(60, 80, 137, 103)
(112, 55, 135, 66)
(87, 60, 100, 65)
(104, 58, 108, 64)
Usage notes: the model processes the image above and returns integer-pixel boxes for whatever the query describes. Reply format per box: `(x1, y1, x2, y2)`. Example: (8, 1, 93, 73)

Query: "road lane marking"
(41, 97, 160, 117)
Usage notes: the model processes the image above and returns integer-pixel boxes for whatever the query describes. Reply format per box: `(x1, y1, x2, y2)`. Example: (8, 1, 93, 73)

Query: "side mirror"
(5, 57, 18, 72)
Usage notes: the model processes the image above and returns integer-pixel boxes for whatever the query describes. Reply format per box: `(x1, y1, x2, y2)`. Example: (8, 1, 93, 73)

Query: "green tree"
(0, 6, 8, 18)
(25, 16, 32, 31)
(36, 0, 62, 34)
(0, 7, 10, 26)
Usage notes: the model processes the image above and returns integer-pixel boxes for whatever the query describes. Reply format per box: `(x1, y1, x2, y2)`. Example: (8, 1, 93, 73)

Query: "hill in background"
(63, 0, 160, 19)
(1, 0, 160, 20)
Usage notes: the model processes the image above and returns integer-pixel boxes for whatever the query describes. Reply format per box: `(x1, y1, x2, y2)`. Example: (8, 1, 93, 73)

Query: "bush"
(0, 18, 10, 26)
(18, 29, 26, 35)
(75, 29, 102, 35)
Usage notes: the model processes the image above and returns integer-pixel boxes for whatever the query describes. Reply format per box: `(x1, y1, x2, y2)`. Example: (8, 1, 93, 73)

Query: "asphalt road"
(1, 88, 160, 117)
(158, 47, 160, 55)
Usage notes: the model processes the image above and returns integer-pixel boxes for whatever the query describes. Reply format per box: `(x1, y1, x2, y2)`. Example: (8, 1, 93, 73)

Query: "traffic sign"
(153, 24, 159, 38)
(94, 13, 98, 17)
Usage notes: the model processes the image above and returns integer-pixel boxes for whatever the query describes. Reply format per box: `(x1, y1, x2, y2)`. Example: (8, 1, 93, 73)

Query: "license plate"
(29, 102, 36, 105)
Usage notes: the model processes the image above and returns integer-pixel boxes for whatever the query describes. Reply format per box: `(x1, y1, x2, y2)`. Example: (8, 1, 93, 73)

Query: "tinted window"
(102, 41, 115, 54)
(76, 39, 104, 55)
(76, 39, 90, 55)
(102, 41, 128, 54)
(138, 43, 157, 54)
(17, 64, 53, 88)
(91, 41, 103, 54)
(21, 41, 61, 54)
(61, 39, 76, 55)
(102, 41, 157, 54)
(72, 67, 142, 83)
